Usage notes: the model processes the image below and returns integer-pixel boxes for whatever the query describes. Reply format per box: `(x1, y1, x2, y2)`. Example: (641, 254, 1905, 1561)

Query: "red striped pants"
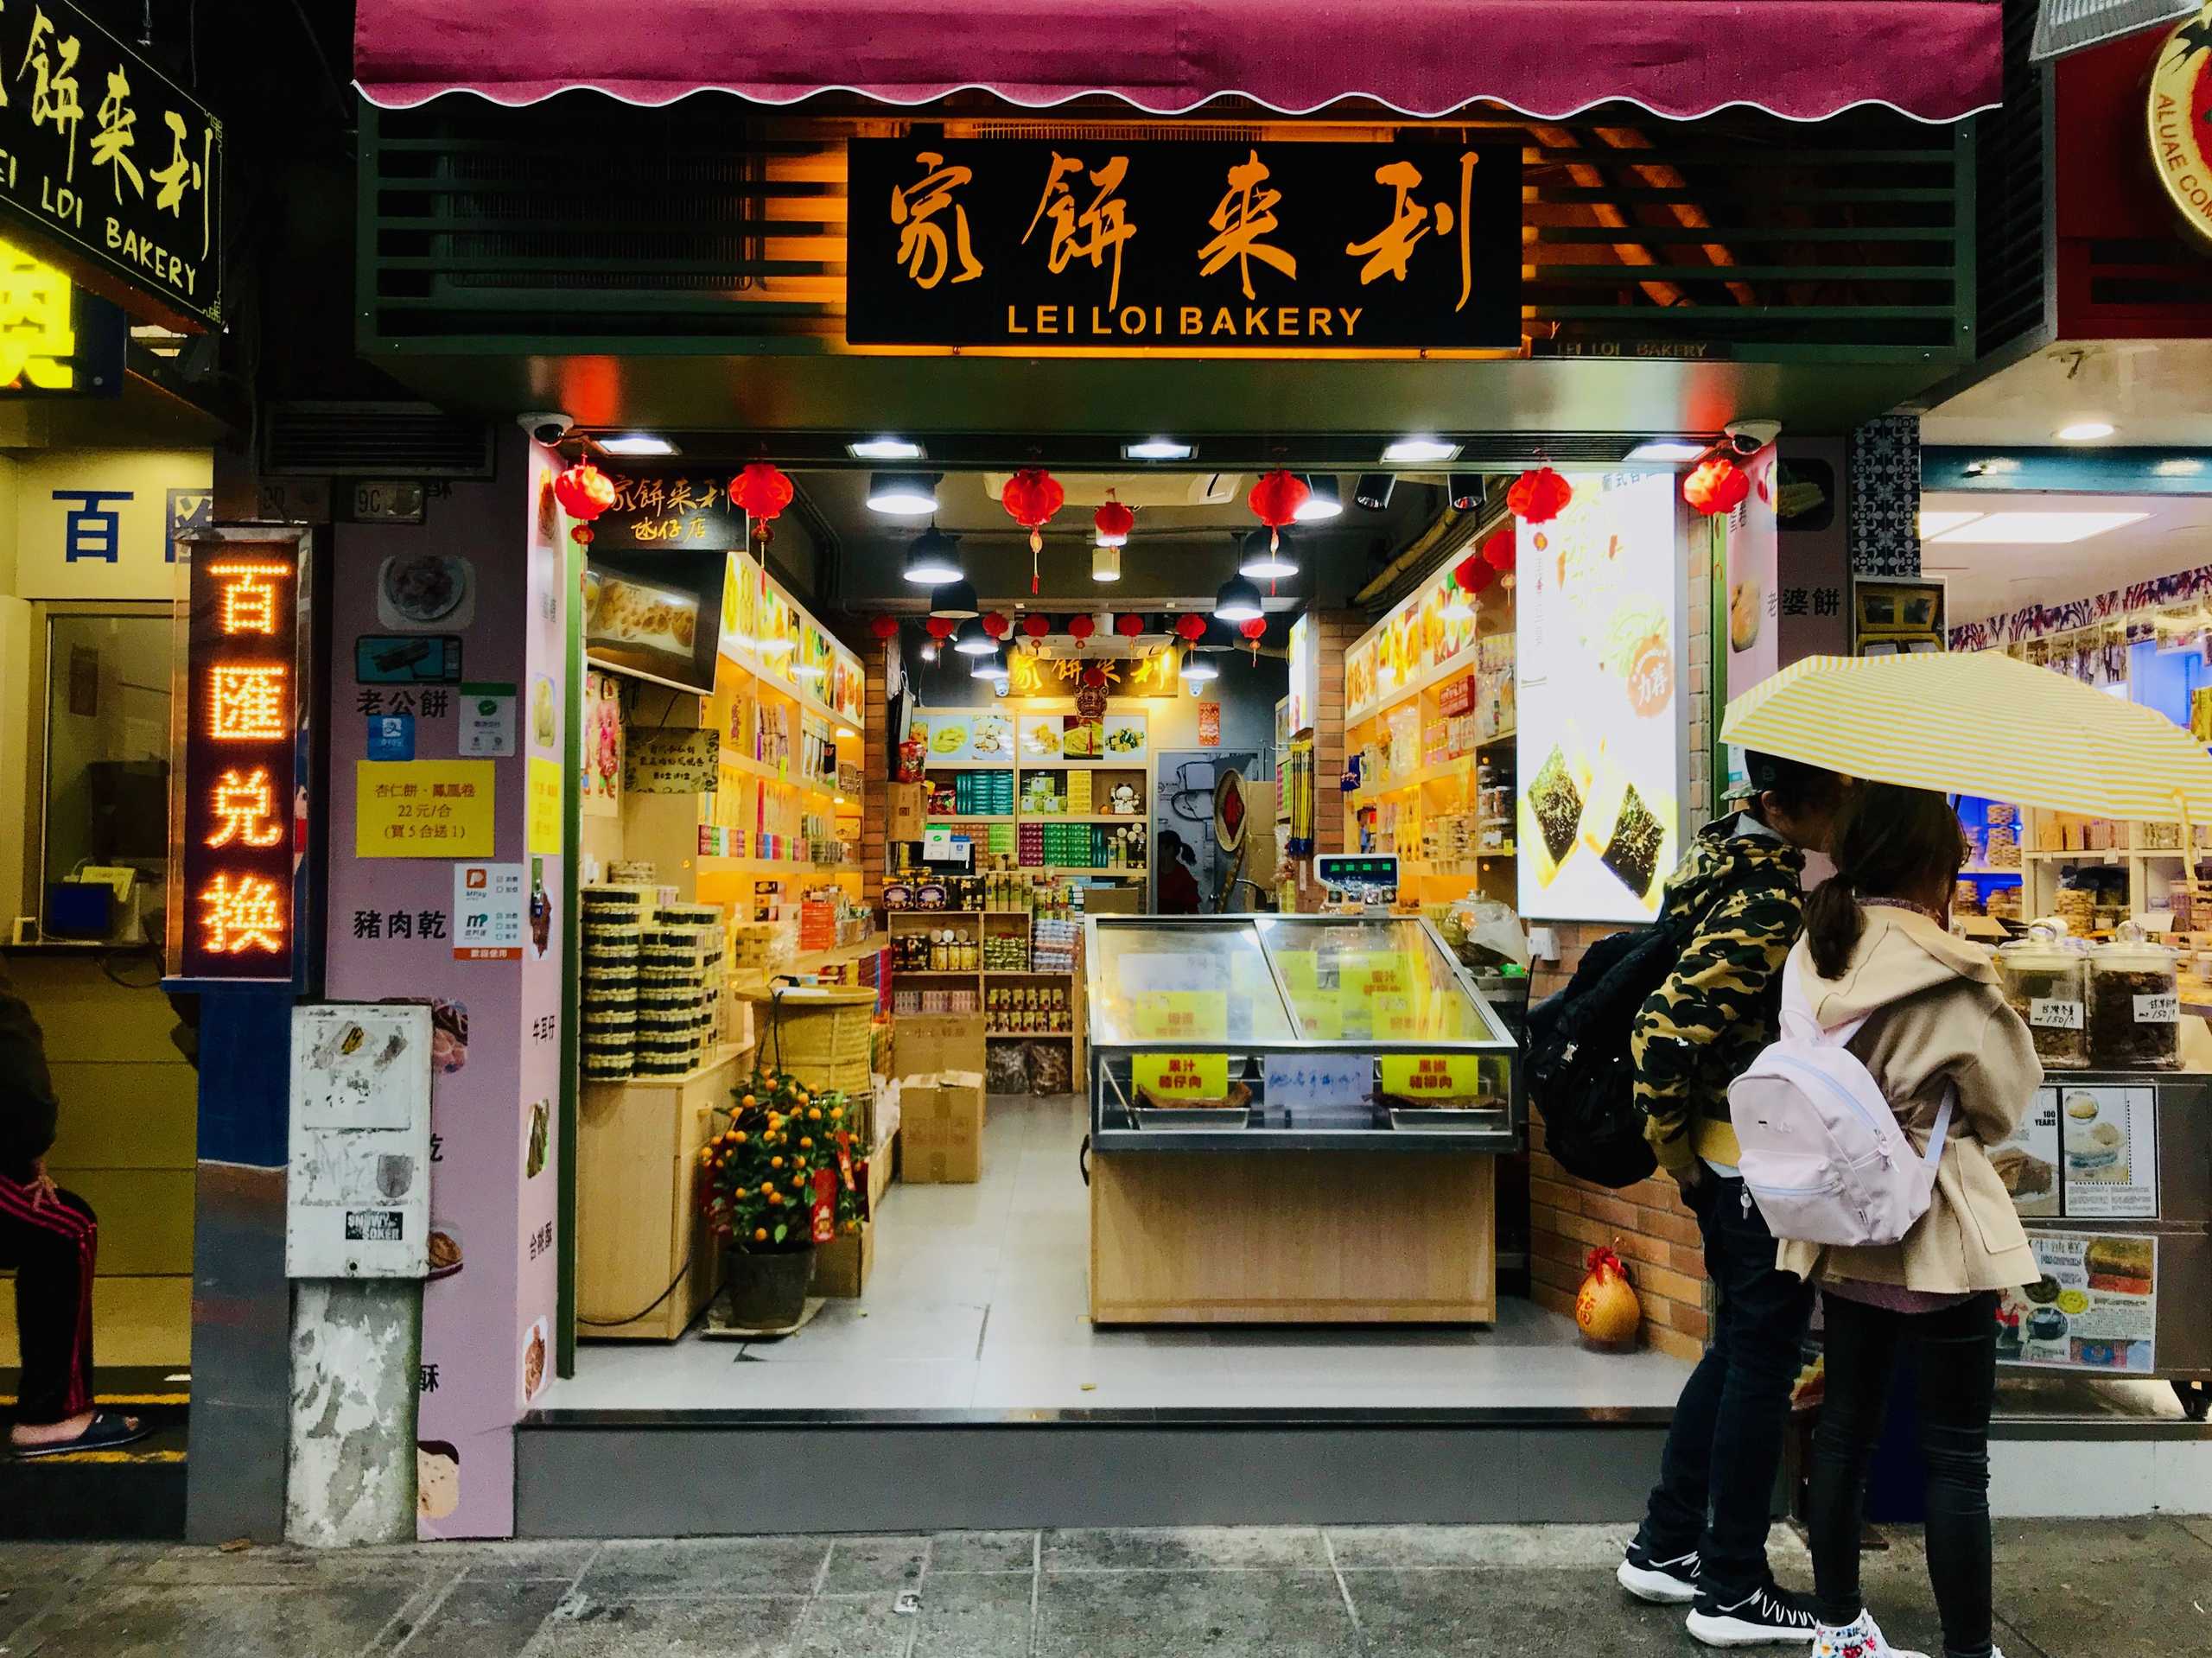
(0, 1176, 96, 1424)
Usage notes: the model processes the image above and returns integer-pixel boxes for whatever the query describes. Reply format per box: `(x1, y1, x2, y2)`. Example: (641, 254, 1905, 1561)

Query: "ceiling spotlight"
(835, 725, 859, 740)
(903, 524, 964, 586)
(1092, 545, 1122, 581)
(1625, 440, 1708, 464)
(970, 642, 1009, 680)
(868, 471, 940, 516)
(919, 640, 938, 662)
(928, 578, 979, 619)
(2054, 421, 2116, 442)
(953, 616, 996, 656)
(1123, 438, 1195, 461)
(1447, 473, 1482, 511)
(1354, 472, 1396, 511)
(2153, 457, 2205, 476)
(1180, 649, 1220, 683)
(1213, 573, 1265, 624)
(1238, 528, 1298, 581)
(1381, 436, 1460, 464)
(594, 434, 678, 457)
(1294, 474, 1342, 522)
(848, 437, 925, 461)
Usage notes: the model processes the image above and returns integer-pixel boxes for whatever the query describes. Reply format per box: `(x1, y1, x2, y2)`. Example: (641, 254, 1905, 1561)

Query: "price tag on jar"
(2134, 992, 2179, 1023)
(1380, 1054, 1484, 1098)
(2031, 999, 2085, 1031)
(1133, 1052, 1230, 1100)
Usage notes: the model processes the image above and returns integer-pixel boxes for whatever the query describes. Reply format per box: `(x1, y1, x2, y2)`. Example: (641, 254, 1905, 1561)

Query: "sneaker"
(1618, 1541, 1702, 1605)
(1687, 1581, 1821, 1647)
(1809, 1610, 1929, 1658)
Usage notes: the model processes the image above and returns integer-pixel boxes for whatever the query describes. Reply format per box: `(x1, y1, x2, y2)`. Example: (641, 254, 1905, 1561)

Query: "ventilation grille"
(1977, 0, 2052, 359)
(361, 96, 1974, 361)
(261, 401, 495, 478)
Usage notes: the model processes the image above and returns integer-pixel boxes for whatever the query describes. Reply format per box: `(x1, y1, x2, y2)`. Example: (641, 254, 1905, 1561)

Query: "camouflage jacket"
(1631, 816, 1806, 1174)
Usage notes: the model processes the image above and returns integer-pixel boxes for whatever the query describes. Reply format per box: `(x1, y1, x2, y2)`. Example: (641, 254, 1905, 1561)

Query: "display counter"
(1083, 914, 1521, 1324)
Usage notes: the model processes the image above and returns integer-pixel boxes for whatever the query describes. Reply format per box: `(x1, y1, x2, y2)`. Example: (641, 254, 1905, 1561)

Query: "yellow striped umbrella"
(1722, 652, 2212, 822)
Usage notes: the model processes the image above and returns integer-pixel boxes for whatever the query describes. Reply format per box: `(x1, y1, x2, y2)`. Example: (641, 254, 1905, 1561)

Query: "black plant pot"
(724, 1245, 816, 1328)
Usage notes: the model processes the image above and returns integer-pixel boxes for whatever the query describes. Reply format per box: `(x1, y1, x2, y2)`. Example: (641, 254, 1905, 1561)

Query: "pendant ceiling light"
(928, 578, 980, 619)
(868, 472, 940, 517)
(1092, 545, 1122, 582)
(1181, 648, 1220, 683)
(1294, 473, 1343, 522)
(1238, 528, 1298, 582)
(903, 525, 964, 586)
(970, 642, 1009, 680)
(1212, 574, 1265, 624)
(953, 616, 996, 656)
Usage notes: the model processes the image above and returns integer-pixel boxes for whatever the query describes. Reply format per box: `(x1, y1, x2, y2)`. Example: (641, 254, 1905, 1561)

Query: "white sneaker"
(1810, 1610, 1929, 1658)
(1617, 1542, 1701, 1604)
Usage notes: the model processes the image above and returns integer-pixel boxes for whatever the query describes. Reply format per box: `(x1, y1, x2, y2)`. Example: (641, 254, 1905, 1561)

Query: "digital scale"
(1315, 853, 1399, 913)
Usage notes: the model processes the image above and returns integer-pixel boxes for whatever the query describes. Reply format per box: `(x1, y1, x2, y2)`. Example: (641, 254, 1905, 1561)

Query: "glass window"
(41, 613, 173, 931)
(1084, 918, 1297, 1046)
(1254, 915, 1506, 1045)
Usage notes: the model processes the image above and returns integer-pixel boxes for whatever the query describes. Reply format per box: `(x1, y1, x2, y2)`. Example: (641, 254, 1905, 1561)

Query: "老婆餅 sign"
(2148, 4, 2212, 245)
(170, 529, 310, 983)
(0, 1, 222, 330)
(846, 138, 1520, 351)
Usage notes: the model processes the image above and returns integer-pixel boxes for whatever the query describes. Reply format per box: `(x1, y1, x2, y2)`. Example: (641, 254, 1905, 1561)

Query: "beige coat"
(1775, 905, 2043, 1294)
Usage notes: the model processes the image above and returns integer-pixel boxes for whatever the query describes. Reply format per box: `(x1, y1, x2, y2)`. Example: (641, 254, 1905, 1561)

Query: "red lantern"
(1683, 455, 1751, 517)
(869, 614, 899, 642)
(924, 615, 956, 641)
(1482, 525, 1517, 589)
(982, 611, 1011, 640)
(1507, 467, 1572, 524)
(1081, 664, 1107, 689)
(728, 462, 795, 544)
(1239, 614, 1267, 660)
(1114, 612, 1146, 639)
(1067, 613, 1096, 643)
(1452, 553, 1491, 596)
(1174, 613, 1208, 644)
(552, 461, 617, 545)
(1001, 468, 1065, 592)
(1247, 469, 1310, 552)
(1021, 613, 1051, 639)
(1093, 492, 1134, 548)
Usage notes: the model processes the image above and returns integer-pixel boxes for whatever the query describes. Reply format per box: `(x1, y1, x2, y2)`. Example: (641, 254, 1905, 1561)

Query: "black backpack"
(1522, 906, 1705, 1190)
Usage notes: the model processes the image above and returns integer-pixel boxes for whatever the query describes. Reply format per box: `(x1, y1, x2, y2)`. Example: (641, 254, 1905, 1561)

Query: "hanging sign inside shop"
(0, 1, 223, 329)
(583, 472, 747, 550)
(171, 530, 308, 983)
(2148, 6, 2212, 245)
(847, 138, 1522, 351)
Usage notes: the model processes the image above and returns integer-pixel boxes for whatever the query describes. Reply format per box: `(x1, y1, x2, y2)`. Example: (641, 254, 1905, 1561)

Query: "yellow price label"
(1130, 989, 1224, 1042)
(527, 755, 563, 855)
(1134, 1052, 1230, 1101)
(1379, 1054, 1484, 1099)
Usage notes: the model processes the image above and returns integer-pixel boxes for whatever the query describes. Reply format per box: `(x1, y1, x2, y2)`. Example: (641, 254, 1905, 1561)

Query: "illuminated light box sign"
(847, 137, 1522, 351)
(172, 530, 309, 981)
(0, 234, 124, 397)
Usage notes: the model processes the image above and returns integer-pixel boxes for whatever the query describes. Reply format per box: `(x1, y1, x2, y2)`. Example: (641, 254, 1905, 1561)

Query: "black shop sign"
(0, 1, 223, 329)
(846, 138, 1521, 352)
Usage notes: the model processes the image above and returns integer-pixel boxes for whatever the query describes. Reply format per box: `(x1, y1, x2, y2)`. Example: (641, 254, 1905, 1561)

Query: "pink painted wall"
(325, 431, 568, 1539)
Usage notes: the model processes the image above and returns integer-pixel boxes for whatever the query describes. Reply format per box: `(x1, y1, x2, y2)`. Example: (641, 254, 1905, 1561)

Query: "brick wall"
(854, 631, 889, 911)
(1312, 609, 1364, 854)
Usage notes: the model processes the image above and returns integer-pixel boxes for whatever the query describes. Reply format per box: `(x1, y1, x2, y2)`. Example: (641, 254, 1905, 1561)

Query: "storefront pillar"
(321, 432, 570, 1539)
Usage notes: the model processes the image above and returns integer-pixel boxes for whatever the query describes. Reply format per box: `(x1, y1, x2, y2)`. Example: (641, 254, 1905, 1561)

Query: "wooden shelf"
(1014, 759, 1149, 771)
(987, 1028, 1076, 1038)
(789, 934, 887, 974)
(1477, 728, 1517, 748)
(698, 855, 860, 876)
(719, 749, 840, 802)
(1344, 651, 1478, 727)
(986, 968, 1074, 977)
(1014, 812, 1148, 824)
(926, 813, 1016, 823)
(1027, 865, 1147, 876)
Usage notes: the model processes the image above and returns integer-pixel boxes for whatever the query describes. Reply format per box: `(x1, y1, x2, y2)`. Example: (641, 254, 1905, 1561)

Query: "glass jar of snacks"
(1996, 928, 2088, 1070)
(2087, 927, 2180, 1070)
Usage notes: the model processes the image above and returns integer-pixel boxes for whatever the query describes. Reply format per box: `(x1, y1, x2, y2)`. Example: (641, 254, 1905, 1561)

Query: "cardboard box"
(895, 1012, 986, 1078)
(868, 1129, 897, 1211)
(813, 1220, 875, 1298)
(888, 781, 926, 842)
(1084, 885, 1142, 916)
(901, 1072, 984, 1184)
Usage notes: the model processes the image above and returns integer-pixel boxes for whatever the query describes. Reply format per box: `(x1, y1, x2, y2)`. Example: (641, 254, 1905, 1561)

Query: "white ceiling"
(1923, 491, 2212, 625)
(1921, 340, 2212, 448)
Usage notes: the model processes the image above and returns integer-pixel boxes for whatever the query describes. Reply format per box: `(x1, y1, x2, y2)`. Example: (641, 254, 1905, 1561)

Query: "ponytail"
(1802, 873, 1863, 980)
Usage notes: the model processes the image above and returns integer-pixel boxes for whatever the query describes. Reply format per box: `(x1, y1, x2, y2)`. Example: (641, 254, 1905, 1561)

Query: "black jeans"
(0, 1177, 98, 1425)
(1636, 1173, 1815, 1600)
(1808, 1289, 2001, 1658)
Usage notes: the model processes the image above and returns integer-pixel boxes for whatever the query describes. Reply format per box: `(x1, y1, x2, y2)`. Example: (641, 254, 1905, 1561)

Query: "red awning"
(353, 0, 2003, 124)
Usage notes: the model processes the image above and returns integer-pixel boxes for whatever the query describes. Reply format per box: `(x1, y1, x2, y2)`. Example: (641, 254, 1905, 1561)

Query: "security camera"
(518, 411, 574, 445)
(1725, 418, 1781, 455)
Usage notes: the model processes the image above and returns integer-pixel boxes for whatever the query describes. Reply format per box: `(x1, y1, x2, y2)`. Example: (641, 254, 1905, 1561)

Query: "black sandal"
(11, 1411, 150, 1458)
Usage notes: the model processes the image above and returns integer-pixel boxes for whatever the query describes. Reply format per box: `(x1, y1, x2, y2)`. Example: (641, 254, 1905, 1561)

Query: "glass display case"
(1083, 913, 1522, 1153)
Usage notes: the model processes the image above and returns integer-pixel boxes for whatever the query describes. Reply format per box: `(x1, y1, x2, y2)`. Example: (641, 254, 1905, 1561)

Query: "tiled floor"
(9, 1520, 2206, 1657)
(546, 1095, 1693, 1413)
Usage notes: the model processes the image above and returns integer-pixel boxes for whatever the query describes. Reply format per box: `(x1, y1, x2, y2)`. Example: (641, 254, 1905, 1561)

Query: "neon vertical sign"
(172, 536, 306, 981)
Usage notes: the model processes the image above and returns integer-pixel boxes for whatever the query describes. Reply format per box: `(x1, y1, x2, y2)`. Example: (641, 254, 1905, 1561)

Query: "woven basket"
(749, 984, 875, 1096)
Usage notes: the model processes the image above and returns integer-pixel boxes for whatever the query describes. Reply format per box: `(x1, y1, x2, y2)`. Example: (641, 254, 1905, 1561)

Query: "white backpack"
(1727, 956, 1952, 1248)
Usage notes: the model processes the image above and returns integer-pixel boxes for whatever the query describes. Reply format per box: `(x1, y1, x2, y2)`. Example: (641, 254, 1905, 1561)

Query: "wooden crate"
(576, 1045, 741, 1340)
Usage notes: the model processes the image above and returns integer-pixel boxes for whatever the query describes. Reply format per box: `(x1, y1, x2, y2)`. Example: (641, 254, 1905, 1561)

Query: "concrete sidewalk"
(0, 1519, 2203, 1656)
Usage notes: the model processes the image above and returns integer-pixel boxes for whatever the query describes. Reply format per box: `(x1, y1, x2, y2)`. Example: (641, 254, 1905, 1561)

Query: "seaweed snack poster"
(1996, 1232, 2156, 1374)
(1516, 472, 1682, 923)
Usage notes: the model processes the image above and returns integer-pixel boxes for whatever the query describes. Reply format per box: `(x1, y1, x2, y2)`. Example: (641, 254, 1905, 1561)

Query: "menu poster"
(2056, 1085, 2158, 1220)
(1997, 1232, 2156, 1374)
(1992, 1089, 2062, 1218)
(1101, 712, 1148, 759)
(915, 708, 1014, 766)
(1516, 472, 1682, 924)
(625, 728, 717, 794)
